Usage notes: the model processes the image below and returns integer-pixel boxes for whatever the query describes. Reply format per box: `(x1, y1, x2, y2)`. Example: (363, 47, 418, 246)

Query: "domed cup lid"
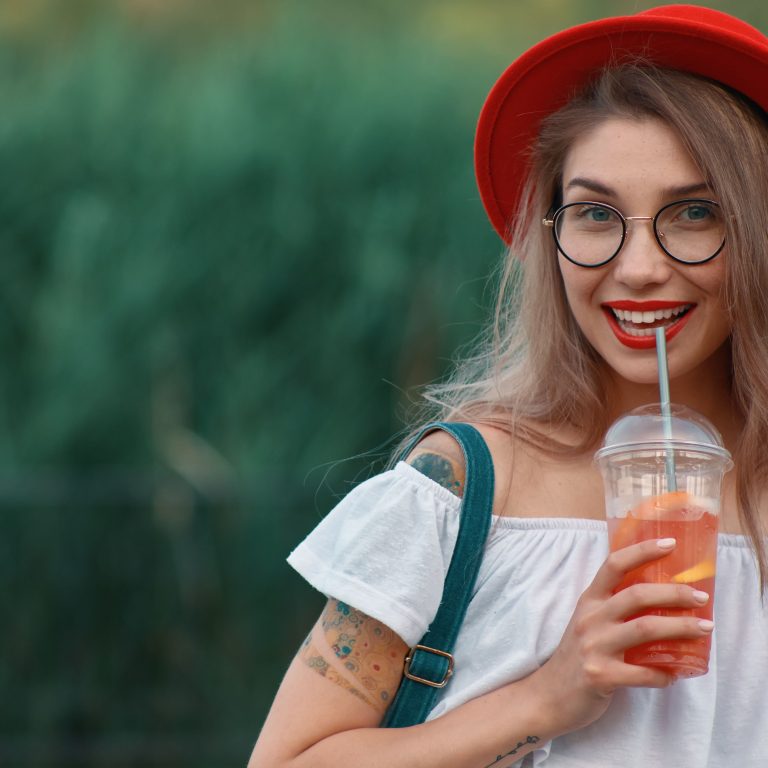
(594, 403, 732, 466)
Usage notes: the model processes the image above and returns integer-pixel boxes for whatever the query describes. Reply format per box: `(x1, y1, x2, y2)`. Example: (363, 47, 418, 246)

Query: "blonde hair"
(413, 64, 768, 584)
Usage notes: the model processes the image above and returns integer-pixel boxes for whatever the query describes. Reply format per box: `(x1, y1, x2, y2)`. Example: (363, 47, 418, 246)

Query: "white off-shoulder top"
(287, 462, 768, 767)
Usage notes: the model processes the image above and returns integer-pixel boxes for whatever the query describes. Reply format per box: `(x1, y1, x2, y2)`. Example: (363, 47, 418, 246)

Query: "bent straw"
(655, 327, 677, 492)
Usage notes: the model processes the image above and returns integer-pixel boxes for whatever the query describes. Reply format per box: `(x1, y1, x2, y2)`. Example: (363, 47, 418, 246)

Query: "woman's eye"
(682, 204, 711, 221)
(666, 201, 721, 228)
(559, 204, 621, 233)
(577, 206, 612, 222)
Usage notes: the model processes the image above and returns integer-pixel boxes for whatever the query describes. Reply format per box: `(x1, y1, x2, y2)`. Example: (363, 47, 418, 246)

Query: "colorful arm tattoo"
(408, 451, 465, 498)
(299, 599, 407, 713)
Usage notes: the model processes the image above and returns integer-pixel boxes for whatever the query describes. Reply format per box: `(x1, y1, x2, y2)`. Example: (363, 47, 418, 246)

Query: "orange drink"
(595, 404, 732, 680)
(607, 492, 718, 677)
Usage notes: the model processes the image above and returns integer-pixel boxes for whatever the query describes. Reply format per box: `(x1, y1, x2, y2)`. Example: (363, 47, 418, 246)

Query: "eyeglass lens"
(553, 200, 725, 266)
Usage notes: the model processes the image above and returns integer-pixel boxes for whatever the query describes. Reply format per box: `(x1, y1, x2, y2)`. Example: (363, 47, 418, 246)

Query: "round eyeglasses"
(542, 198, 726, 268)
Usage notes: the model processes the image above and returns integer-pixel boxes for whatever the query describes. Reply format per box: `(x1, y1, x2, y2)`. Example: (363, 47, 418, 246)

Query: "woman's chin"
(598, 357, 663, 389)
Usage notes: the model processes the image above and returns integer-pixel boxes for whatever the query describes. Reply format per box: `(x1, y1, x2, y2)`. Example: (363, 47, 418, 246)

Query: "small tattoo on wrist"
(484, 736, 540, 767)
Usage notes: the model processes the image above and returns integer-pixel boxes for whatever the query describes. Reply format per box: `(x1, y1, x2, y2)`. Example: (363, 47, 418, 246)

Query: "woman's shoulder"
(406, 420, 605, 521)
(403, 421, 517, 499)
(404, 428, 469, 499)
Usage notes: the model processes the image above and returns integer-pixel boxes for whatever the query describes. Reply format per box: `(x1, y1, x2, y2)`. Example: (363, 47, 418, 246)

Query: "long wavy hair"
(410, 64, 768, 585)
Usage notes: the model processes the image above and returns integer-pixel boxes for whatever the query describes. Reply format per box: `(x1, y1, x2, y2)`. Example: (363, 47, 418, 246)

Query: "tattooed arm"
(250, 432, 544, 767)
(298, 598, 405, 713)
(250, 431, 554, 767)
(291, 431, 467, 715)
(250, 595, 549, 768)
(286, 430, 467, 715)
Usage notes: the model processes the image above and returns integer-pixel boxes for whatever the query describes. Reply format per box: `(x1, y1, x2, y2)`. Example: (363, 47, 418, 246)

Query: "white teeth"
(612, 305, 692, 324)
(625, 326, 657, 337)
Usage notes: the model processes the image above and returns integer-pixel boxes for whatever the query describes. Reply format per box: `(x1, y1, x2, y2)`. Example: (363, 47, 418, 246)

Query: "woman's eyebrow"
(665, 181, 711, 197)
(564, 177, 712, 198)
(564, 177, 614, 196)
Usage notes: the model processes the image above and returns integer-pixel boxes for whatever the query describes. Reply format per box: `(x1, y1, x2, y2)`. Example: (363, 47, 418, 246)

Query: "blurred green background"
(4, 0, 767, 765)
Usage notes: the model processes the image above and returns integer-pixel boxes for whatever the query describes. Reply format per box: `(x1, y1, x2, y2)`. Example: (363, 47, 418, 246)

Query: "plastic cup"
(594, 403, 732, 678)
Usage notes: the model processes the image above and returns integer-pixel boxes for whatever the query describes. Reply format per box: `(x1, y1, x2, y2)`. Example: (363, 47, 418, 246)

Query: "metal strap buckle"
(403, 644, 454, 688)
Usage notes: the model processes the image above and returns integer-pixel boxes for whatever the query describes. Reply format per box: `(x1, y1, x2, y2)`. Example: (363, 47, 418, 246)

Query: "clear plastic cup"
(595, 403, 733, 678)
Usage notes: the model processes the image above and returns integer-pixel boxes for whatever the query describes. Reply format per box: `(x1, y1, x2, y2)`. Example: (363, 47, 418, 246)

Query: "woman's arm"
(248, 595, 554, 768)
(249, 539, 712, 768)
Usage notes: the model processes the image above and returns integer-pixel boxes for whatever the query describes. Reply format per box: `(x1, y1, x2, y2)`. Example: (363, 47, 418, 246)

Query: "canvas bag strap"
(381, 421, 495, 728)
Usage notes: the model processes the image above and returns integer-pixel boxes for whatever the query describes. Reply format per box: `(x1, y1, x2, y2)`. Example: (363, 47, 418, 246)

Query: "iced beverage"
(607, 491, 718, 676)
(595, 404, 732, 679)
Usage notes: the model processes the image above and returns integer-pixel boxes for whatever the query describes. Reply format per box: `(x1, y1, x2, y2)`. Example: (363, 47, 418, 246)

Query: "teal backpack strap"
(381, 421, 495, 728)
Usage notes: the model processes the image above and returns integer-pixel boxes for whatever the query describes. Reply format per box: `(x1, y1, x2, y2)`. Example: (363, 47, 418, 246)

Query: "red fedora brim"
(475, 5, 768, 243)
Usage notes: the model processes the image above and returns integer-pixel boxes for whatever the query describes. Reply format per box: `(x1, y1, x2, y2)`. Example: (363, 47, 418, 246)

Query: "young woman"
(250, 7, 768, 767)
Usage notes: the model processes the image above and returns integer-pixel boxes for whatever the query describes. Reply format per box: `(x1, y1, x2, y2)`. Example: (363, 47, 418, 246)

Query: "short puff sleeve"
(286, 462, 462, 646)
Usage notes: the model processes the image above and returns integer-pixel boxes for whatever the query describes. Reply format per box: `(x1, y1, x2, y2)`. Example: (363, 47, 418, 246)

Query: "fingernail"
(692, 590, 710, 604)
(698, 619, 715, 632)
(657, 538, 676, 549)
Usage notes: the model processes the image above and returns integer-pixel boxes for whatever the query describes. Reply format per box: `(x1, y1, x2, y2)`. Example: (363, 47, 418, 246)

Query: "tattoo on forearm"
(409, 452, 465, 497)
(299, 599, 407, 712)
(484, 736, 541, 767)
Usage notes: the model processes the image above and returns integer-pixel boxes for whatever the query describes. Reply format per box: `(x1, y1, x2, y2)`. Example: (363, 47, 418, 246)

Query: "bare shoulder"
(405, 422, 514, 502)
(407, 421, 604, 520)
(493, 421, 603, 520)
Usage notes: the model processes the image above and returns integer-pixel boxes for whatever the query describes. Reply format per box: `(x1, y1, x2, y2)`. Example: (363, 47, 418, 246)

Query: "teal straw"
(655, 327, 677, 492)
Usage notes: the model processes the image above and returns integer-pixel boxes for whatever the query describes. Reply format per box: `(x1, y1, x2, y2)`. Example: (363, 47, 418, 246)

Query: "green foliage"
(0, 5, 500, 764)
(12, 1, 768, 762)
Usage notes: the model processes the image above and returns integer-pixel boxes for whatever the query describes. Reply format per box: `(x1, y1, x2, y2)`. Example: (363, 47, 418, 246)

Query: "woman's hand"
(528, 537, 713, 734)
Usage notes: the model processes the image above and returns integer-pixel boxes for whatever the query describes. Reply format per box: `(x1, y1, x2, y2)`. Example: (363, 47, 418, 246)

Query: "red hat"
(475, 5, 768, 243)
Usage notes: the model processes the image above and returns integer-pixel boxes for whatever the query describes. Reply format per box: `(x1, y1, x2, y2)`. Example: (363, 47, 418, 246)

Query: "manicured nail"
(657, 538, 676, 549)
(698, 619, 715, 632)
(692, 590, 710, 604)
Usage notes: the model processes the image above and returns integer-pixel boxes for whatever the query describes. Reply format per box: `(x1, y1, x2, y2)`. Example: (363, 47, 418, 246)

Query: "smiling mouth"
(609, 304, 693, 337)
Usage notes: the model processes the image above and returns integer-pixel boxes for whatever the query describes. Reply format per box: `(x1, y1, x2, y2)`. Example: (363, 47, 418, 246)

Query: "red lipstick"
(601, 303, 696, 349)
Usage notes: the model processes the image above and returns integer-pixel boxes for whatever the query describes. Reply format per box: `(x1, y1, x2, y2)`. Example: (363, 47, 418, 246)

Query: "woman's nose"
(611, 219, 673, 288)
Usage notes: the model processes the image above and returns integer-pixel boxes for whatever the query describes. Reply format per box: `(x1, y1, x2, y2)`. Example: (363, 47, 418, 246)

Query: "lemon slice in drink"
(671, 559, 716, 584)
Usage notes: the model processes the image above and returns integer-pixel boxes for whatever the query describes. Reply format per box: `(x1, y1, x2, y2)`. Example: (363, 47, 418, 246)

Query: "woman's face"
(557, 116, 732, 385)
